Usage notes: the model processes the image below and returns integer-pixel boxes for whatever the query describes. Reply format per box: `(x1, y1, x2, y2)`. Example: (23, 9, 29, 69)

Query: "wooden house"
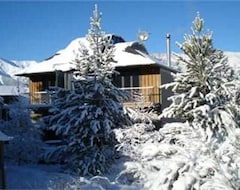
(16, 35, 177, 112)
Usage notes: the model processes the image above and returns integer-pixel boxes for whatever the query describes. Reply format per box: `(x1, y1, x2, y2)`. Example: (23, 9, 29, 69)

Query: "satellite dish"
(137, 30, 150, 43)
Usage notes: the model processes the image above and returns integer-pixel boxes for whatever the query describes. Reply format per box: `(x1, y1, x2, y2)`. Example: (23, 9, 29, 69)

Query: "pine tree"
(43, 4, 130, 176)
(161, 12, 237, 139)
(115, 14, 240, 189)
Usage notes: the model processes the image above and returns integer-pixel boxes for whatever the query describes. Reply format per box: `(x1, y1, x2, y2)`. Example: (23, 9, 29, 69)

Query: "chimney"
(166, 34, 171, 67)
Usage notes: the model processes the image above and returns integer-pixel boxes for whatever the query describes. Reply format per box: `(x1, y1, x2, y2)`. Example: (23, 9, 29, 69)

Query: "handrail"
(30, 91, 51, 105)
(120, 86, 154, 90)
(29, 86, 160, 105)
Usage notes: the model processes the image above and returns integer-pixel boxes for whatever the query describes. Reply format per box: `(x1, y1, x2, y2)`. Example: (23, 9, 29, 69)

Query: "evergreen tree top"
(88, 4, 104, 39)
(73, 4, 115, 81)
(192, 12, 204, 33)
(90, 4, 102, 31)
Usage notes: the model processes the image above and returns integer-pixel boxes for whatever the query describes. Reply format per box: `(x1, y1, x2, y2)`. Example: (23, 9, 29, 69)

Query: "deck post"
(0, 142, 6, 189)
(0, 132, 13, 189)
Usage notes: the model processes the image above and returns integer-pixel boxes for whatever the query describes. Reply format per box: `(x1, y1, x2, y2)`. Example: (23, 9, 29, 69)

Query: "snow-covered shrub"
(117, 121, 240, 190)
(227, 84, 240, 127)
(6, 96, 33, 128)
(0, 97, 44, 163)
(115, 108, 161, 160)
(115, 108, 162, 187)
(42, 5, 131, 176)
(58, 176, 141, 190)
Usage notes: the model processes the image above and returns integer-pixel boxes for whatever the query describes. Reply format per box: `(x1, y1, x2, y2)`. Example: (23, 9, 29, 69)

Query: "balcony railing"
(120, 86, 160, 107)
(29, 86, 160, 107)
(120, 86, 153, 101)
(30, 91, 52, 105)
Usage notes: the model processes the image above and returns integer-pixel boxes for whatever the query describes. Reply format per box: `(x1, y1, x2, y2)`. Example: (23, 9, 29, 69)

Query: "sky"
(0, 1, 239, 61)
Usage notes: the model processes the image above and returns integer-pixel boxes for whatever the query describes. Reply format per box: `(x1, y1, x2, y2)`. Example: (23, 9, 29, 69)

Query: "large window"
(55, 71, 64, 88)
(113, 73, 139, 88)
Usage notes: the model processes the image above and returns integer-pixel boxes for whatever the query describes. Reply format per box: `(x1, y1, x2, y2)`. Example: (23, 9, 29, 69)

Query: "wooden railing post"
(0, 142, 5, 189)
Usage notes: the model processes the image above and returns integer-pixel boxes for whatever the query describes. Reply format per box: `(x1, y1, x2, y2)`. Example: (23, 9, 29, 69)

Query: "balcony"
(120, 86, 160, 107)
(30, 91, 52, 105)
(29, 86, 160, 108)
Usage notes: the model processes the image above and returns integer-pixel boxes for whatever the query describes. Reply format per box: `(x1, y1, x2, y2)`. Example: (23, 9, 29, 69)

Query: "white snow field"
(5, 158, 141, 189)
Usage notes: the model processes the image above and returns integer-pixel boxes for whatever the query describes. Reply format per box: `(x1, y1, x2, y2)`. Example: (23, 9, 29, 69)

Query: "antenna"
(137, 30, 150, 44)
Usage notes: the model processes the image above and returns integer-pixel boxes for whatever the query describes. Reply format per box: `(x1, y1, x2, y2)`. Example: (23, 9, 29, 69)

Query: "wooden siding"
(140, 73, 160, 103)
(27, 65, 174, 107)
(29, 73, 56, 104)
(160, 68, 174, 110)
(29, 79, 43, 104)
(139, 66, 160, 103)
(116, 65, 161, 104)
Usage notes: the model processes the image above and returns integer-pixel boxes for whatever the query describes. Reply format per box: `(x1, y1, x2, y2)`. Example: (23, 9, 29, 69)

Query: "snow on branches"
(42, 4, 130, 176)
(161, 12, 238, 140)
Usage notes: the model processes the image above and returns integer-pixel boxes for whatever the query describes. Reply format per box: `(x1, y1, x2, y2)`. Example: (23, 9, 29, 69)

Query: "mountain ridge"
(0, 58, 37, 86)
(153, 51, 240, 72)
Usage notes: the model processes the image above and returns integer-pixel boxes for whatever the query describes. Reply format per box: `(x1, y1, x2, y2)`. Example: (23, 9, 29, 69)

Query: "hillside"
(0, 58, 37, 86)
(154, 51, 240, 72)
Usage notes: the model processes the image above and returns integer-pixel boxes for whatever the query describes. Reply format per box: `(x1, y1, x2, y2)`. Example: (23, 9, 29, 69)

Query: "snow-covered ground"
(3, 108, 148, 189)
(6, 163, 75, 189)
(5, 157, 141, 189)
(3, 109, 240, 190)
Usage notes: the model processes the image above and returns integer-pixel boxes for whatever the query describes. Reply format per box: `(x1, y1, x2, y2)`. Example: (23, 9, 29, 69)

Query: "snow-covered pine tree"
(114, 13, 240, 190)
(161, 12, 237, 139)
(43, 4, 130, 176)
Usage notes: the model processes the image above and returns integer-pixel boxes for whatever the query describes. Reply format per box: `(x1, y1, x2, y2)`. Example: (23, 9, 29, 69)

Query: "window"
(113, 74, 139, 88)
(104, 34, 125, 44)
(55, 71, 64, 87)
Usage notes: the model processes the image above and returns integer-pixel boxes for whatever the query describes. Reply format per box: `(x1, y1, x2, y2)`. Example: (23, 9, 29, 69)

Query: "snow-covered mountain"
(0, 58, 37, 86)
(154, 51, 240, 72)
(225, 51, 240, 71)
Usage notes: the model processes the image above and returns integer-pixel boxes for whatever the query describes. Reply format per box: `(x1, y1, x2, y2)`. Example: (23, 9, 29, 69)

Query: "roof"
(0, 85, 28, 96)
(16, 35, 176, 76)
(0, 131, 12, 141)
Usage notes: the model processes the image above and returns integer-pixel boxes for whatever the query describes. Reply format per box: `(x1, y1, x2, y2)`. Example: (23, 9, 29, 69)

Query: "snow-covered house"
(16, 35, 176, 110)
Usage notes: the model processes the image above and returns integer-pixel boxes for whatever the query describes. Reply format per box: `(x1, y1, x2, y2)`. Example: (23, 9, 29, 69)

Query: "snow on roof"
(17, 38, 86, 75)
(113, 41, 156, 67)
(0, 131, 12, 141)
(17, 36, 174, 76)
(0, 85, 27, 96)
